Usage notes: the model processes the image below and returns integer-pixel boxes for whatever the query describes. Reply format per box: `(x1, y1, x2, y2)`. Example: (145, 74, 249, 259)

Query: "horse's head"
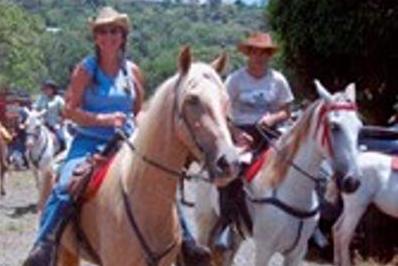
(174, 47, 240, 186)
(23, 108, 46, 150)
(314, 80, 362, 193)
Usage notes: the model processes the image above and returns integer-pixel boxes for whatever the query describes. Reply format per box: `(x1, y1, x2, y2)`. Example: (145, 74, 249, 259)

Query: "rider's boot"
(23, 239, 56, 266)
(178, 203, 212, 266)
(23, 186, 76, 266)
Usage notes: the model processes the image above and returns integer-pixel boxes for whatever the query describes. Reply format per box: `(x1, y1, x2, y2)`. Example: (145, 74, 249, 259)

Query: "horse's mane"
(260, 100, 321, 187)
(132, 75, 178, 153)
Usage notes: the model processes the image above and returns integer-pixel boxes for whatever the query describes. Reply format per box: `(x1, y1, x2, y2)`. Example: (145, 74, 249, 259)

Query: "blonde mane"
(260, 100, 322, 187)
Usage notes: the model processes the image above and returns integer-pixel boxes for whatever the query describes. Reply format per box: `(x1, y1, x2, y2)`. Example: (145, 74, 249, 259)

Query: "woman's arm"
(64, 64, 124, 127)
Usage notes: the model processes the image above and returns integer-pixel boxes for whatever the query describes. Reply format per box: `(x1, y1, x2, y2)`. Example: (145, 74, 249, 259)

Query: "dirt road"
(0, 171, 333, 266)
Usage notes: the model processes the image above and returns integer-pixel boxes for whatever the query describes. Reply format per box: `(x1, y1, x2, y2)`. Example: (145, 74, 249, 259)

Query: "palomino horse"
(194, 81, 363, 266)
(57, 47, 241, 266)
(331, 151, 398, 266)
(23, 108, 68, 211)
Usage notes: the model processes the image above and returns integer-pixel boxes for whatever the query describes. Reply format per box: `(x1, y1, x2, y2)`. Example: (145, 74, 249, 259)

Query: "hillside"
(1, 1, 266, 94)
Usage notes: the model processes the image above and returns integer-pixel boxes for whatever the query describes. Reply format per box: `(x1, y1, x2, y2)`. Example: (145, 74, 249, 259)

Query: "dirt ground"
(0, 170, 387, 266)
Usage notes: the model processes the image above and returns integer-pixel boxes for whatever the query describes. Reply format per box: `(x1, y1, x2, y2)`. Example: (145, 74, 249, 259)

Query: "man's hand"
(234, 130, 253, 150)
(259, 113, 276, 128)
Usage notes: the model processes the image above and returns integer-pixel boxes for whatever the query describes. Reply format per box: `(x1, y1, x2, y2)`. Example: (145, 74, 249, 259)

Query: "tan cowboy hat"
(237, 32, 278, 56)
(89, 6, 130, 33)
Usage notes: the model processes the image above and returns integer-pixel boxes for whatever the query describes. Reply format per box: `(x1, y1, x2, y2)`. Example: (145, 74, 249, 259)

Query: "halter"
(314, 101, 358, 158)
(115, 73, 227, 266)
(172, 75, 207, 158)
(246, 100, 358, 254)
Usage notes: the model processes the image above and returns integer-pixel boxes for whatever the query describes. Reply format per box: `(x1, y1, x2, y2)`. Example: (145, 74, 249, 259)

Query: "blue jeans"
(35, 135, 106, 244)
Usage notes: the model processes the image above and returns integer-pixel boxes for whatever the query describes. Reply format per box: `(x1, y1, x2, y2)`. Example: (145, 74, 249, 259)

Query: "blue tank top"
(75, 55, 136, 141)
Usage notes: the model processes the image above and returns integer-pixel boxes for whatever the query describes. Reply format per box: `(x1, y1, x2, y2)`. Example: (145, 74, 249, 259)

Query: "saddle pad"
(85, 157, 115, 199)
(244, 149, 271, 183)
(392, 156, 398, 171)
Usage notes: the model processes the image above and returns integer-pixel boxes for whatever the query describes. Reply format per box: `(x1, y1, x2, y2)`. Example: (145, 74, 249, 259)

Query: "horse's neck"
(254, 137, 322, 209)
(279, 137, 322, 208)
(118, 93, 189, 246)
(32, 126, 50, 154)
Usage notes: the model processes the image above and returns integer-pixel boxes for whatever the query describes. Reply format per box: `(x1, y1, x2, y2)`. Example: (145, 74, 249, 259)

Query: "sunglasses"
(248, 47, 273, 56)
(95, 27, 122, 35)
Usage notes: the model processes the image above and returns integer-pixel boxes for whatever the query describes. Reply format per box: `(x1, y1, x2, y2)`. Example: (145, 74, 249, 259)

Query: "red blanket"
(244, 149, 271, 183)
(85, 157, 115, 199)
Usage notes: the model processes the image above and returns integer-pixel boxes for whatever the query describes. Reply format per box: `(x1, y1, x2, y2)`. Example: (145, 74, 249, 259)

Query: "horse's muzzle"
(337, 175, 361, 194)
(209, 154, 241, 187)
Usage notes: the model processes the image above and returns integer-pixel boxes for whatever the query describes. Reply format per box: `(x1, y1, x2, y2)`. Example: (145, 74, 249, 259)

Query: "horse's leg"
(57, 246, 79, 266)
(219, 235, 243, 266)
(193, 181, 226, 265)
(0, 167, 5, 196)
(283, 242, 308, 266)
(194, 182, 218, 245)
(333, 199, 367, 266)
(254, 243, 273, 266)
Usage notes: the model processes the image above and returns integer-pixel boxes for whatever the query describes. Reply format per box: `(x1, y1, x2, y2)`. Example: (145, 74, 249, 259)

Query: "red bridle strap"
(314, 102, 358, 157)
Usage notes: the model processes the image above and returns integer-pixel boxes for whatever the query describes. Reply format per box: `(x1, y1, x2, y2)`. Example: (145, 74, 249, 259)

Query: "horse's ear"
(314, 79, 333, 102)
(211, 52, 229, 74)
(178, 46, 191, 76)
(345, 83, 356, 103)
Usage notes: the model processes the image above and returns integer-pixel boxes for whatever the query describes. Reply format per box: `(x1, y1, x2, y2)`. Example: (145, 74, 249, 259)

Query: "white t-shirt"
(226, 68, 294, 126)
(33, 94, 65, 128)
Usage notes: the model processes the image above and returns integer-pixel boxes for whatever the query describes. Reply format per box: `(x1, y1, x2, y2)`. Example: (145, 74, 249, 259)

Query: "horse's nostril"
(216, 155, 229, 173)
(342, 177, 361, 194)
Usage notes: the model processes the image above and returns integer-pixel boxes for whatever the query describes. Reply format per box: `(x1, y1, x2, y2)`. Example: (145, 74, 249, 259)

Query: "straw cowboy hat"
(237, 32, 278, 56)
(89, 6, 130, 33)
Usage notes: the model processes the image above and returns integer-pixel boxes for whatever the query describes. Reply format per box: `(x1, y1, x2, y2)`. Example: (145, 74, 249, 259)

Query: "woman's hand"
(99, 112, 127, 127)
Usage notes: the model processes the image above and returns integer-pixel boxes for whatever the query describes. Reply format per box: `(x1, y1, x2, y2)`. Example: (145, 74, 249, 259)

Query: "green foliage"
(268, 0, 398, 123)
(0, 2, 47, 92)
(3, 1, 265, 96)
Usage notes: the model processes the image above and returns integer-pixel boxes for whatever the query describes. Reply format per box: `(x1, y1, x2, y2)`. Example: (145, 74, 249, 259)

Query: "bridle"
(314, 101, 358, 158)
(116, 73, 230, 266)
(245, 100, 358, 254)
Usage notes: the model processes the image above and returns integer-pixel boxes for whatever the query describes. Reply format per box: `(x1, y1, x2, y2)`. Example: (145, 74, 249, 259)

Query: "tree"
(268, 0, 398, 123)
(0, 2, 47, 92)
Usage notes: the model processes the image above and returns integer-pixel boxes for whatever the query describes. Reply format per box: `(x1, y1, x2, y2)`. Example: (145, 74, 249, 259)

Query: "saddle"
(62, 136, 123, 264)
(68, 155, 115, 202)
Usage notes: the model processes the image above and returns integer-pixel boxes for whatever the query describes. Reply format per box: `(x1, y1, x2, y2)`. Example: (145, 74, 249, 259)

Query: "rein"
(257, 125, 323, 185)
(119, 177, 178, 266)
(110, 76, 219, 265)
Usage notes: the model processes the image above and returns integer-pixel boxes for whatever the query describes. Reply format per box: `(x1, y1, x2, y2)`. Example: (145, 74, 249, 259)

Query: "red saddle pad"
(85, 157, 115, 199)
(244, 149, 271, 183)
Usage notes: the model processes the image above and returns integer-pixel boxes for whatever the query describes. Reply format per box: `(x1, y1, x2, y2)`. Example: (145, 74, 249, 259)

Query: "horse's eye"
(187, 95, 200, 106)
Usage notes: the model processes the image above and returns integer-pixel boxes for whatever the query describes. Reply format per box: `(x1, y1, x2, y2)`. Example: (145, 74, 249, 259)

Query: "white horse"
(332, 151, 398, 266)
(194, 81, 363, 266)
(23, 108, 70, 211)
